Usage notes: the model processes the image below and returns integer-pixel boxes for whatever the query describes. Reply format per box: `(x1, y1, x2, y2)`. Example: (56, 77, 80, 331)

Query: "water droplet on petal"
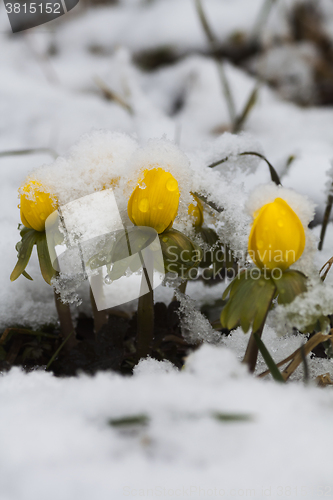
(40, 213, 46, 221)
(162, 237, 169, 243)
(139, 198, 149, 212)
(277, 219, 284, 228)
(166, 179, 178, 192)
(104, 275, 113, 285)
(158, 203, 164, 210)
(257, 240, 264, 249)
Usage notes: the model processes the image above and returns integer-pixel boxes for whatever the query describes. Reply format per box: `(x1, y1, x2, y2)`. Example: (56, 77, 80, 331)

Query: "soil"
(0, 301, 203, 376)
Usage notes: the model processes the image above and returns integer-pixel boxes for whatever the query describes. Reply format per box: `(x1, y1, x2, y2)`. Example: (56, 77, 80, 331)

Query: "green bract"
(220, 268, 307, 333)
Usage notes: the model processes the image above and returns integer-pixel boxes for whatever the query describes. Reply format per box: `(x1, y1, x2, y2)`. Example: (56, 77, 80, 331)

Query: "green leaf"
(107, 414, 149, 427)
(36, 233, 56, 285)
(272, 270, 307, 305)
(252, 278, 276, 332)
(212, 412, 253, 423)
(22, 270, 33, 281)
(10, 229, 38, 282)
(112, 227, 156, 263)
(221, 270, 276, 333)
(254, 333, 285, 383)
(240, 151, 281, 186)
(234, 84, 260, 133)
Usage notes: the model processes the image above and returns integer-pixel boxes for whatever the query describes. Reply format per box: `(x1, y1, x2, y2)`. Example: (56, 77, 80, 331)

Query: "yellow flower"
(20, 181, 57, 232)
(188, 194, 204, 227)
(128, 168, 180, 234)
(248, 197, 305, 271)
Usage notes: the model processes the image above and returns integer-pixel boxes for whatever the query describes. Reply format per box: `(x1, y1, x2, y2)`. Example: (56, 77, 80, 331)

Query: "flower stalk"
(53, 288, 77, 349)
(242, 305, 271, 373)
(136, 251, 154, 360)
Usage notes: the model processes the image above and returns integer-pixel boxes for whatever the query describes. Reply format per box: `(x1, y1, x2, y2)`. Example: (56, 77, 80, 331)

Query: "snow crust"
(1, 346, 333, 500)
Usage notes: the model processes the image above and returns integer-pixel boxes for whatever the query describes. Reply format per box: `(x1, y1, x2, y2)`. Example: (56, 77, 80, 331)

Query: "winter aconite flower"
(128, 168, 180, 234)
(20, 181, 57, 232)
(188, 194, 204, 227)
(248, 197, 305, 271)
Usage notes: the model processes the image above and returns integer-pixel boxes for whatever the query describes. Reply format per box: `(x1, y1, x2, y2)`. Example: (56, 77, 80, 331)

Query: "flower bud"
(188, 194, 204, 227)
(20, 181, 57, 232)
(248, 197, 305, 271)
(160, 229, 202, 278)
(128, 168, 180, 234)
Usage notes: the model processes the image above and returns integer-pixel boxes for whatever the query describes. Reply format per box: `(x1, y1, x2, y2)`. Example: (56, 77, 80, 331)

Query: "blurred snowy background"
(1, 1, 333, 498)
(3, 0, 333, 328)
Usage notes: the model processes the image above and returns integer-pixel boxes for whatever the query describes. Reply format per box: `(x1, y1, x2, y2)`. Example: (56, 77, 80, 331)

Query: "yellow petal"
(248, 197, 305, 271)
(128, 168, 180, 234)
(188, 193, 204, 227)
(20, 181, 57, 232)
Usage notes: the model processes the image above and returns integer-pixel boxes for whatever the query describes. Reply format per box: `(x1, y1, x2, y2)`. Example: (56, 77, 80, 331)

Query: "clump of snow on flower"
(21, 130, 259, 263)
(187, 132, 263, 177)
(20, 131, 138, 206)
(246, 183, 317, 274)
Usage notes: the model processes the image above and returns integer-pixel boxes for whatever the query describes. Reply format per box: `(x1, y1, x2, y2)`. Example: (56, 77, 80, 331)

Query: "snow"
(0, 346, 333, 499)
(2, 0, 333, 495)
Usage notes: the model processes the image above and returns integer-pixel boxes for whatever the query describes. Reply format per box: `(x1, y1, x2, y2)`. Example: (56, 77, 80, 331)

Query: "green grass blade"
(254, 333, 285, 382)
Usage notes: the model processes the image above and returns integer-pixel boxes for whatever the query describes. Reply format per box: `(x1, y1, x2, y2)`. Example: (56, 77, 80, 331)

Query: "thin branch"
(194, 0, 236, 125)
(251, 0, 278, 42)
(94, 76, 133, 114)
(258, 331, 333, 380)
(193, 192, 224, 213)
(318, 191, 333, 251)
(319, 256, 333, 281)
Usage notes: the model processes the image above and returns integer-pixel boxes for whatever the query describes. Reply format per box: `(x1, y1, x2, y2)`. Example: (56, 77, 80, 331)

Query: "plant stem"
(90, 287, 109, 335)
(54, 290, 77, 349)
(243, 306, 271, 373)
(46, 330, 75, 371)
(172, 280, 187, 301)
(0, 148, 58, 159)
(318, 192, 333, 250)
(251, 0, 277, 42)
(257, 330, 333, 380)
(207, 151, 282, 186)
(136, 250, 154, 360)
(243, 328, 263, 373)
(194, 0, 236, 126)
(137, 289, 154, 360)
